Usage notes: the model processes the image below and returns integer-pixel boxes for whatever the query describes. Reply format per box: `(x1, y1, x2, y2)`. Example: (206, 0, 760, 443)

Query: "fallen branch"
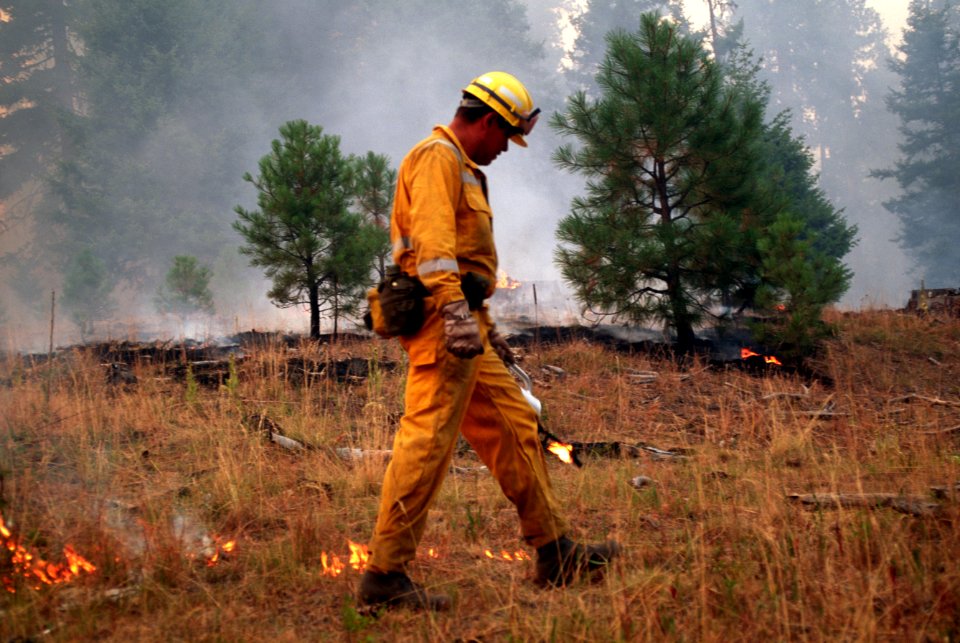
(795, 410, 849, 418)
(921, 424, 960, 436)
(886, 393, 960, 408)
(762, 389, 809, 400)
(786, 492, 940, 517)
(569, 440, 688, 460)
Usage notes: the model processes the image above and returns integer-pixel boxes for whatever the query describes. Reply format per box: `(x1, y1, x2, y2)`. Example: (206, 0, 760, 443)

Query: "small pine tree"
(234, 120, 383, 339)
(155, 255, 215, 316)
(61, 249, 115, 341)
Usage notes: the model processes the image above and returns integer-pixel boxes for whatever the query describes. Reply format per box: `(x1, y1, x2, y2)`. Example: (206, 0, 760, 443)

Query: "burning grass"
(1, 310, 958, 640)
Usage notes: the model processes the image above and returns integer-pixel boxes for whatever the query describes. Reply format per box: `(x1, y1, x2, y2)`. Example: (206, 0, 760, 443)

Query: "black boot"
(358, 570, 451, 611)
(534, 536, 622, 587)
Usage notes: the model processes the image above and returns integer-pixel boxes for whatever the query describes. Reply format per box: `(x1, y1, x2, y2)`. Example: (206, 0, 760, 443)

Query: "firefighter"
(359, 72, 621, 611)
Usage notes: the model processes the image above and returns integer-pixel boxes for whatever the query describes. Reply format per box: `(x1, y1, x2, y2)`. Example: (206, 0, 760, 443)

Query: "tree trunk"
(48, 0, 75, 160)
(309, 283, 320, 339)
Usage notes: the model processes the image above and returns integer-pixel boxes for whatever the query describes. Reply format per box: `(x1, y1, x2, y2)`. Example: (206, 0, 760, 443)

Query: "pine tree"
(61, 249, 115, 341)
(874, 0, 960, 286)
(0, 0, 75, 202)
(234, 120, 382, 339)
(553, 13, 765, 352)
(553, 12, 853, 356)
(155, 255, 215, 317)
(351, 152, 394, 281)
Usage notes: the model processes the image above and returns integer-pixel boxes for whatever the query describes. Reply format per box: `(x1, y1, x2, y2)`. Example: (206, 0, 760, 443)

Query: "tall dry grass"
(0, 310, 958, 641)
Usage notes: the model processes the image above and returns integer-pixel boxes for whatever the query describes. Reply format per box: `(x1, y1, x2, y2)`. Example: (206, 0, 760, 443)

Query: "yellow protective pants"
(368, 319, 568, 573)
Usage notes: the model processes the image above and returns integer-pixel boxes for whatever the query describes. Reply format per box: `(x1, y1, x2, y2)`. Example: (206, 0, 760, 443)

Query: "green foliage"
(552, 13, 766, 351)
(351, 152, 394, 281)
(553, 12, 854, 356)
(751, 213, 846, 358)
(571, 0, 684, 91)
(234, 120, 384, 339)
(155, 255, 215, 316)
(61, 249, 115, 340)
(224, 354, 240, 400)
(873, 0, 960, 286)
(184, 363, 198, 405)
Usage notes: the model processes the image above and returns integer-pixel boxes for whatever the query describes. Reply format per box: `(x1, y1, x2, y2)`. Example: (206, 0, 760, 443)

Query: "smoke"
(1, 0, 927, 352)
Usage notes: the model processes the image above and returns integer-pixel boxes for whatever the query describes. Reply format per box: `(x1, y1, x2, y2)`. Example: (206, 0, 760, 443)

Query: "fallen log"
(786, 492, 941, 517)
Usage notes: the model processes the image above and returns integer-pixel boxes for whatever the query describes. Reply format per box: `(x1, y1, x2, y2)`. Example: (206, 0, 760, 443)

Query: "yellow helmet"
(462, 71, 541, 147)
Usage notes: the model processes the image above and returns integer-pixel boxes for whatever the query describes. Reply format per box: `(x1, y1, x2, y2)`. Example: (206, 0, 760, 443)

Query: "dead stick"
(45, 290, 55, 406)
(887, 393, 960, 407)
(921, 424, 960, 436)
(787, 492, 940, 517)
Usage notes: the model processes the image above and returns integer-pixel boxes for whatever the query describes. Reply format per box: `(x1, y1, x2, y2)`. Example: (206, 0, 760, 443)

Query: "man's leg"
(367, 351, 479, 573)
(460, 346, 621, 587)
(458, 348, 568, 548)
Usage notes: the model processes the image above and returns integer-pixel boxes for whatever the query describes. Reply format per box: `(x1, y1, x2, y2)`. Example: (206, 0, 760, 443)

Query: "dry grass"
(1, 310, 958, 641)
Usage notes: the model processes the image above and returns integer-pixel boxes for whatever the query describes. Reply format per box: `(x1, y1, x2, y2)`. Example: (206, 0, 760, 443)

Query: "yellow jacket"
(390, 125, 499, 311)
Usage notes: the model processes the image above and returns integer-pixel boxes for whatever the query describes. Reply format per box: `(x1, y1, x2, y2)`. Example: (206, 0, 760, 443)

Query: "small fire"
(348, 540, 369, 572)
(741, 347, 782, 366)
(205, 538, 237, 567)
(483, 549, 531, 562)
(320, 540, 370, 577)
(546, 439, 575, 464)
(1, 512, 97, 592)
(496, 269, 521, 290)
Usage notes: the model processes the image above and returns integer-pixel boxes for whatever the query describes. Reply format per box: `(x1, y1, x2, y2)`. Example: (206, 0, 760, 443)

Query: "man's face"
(473, 114, 515, 166)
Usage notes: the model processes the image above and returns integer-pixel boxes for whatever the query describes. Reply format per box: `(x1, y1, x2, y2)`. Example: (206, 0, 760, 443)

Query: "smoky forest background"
(1, 0, 957, 349)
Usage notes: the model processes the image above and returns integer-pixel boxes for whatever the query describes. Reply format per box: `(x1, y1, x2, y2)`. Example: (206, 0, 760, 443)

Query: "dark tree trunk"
(309, 283, 320, 339)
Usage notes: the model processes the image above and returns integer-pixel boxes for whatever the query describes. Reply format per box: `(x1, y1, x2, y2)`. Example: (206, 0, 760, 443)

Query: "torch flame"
(546, 440, 575, 464)
(0, 512, 97, 592)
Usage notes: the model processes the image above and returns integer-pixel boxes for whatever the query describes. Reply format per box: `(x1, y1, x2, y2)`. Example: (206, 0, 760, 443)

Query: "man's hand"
(488, 326, 515, 365)
(441, 300, 483, 358)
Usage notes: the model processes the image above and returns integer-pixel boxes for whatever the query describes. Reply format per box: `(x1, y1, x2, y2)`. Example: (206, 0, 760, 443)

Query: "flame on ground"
(319, 541, 528, 577)
(1, 512, 97, 593)
(321, 540, 370, 577)
(205, 538, 237, 567)
(741, 347, 782, 366)
(496, 269, 521, 290)
(546, 440, 575, 464)
(483, 549, 531, 562)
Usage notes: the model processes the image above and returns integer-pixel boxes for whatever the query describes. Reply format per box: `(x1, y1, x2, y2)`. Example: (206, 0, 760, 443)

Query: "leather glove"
(488, 325, 515, 365)
(441, 300, 483, 358)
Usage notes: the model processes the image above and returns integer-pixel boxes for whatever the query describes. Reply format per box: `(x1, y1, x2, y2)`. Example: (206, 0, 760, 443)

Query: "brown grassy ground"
(1, 310, 958, 641)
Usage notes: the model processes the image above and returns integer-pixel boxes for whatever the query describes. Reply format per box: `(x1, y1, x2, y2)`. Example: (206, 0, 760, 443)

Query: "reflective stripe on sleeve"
(393, 237, 412, 254)
(462, 171, 480, 186)
(417, 258, 460, 276)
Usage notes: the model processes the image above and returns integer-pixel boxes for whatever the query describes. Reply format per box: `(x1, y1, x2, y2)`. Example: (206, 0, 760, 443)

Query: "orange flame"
(205, 538, 237, 567)
(1, 512, 97, 592)
(320, 540, 370, 578)
(741, 347, 782, 366)
(320, 551, 346, 577)
(348, 540, 369, 572)
(546, 440, 575, 464)
(496, 269, 521, 290)
(483, 549, 531, 562)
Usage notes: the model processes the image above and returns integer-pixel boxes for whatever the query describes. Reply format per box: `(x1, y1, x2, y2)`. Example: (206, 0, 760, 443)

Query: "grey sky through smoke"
(0, 1, 924, 347)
